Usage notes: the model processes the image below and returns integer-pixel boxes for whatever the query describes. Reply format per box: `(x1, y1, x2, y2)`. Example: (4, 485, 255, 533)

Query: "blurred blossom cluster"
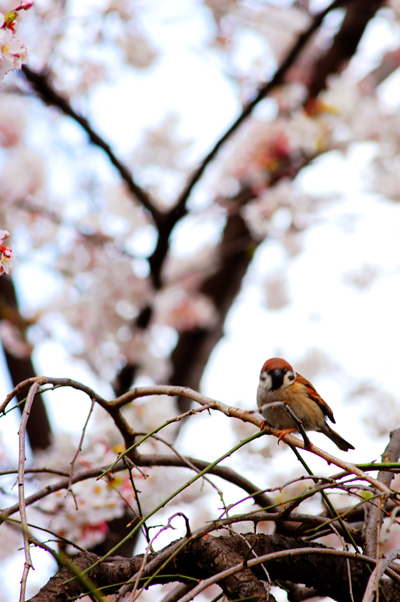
(208, 103, 332, 197)
(1, 1, 400, 412)
(33, 432, 135, 550)
(31, 398, 211, 549)
(0, 0, 400, 394)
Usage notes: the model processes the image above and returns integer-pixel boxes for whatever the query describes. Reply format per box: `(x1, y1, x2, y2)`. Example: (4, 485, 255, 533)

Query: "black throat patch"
(268, 369, 285, 391)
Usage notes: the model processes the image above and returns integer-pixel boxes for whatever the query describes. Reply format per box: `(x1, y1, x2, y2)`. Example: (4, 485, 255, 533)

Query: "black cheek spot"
(260, 373, 267, 381)
(288, 374, 295, 381)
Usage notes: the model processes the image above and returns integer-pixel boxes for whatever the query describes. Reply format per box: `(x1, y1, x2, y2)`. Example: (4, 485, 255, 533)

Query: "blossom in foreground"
(0, 2, 33, 81)
(0, 230, 17, 275)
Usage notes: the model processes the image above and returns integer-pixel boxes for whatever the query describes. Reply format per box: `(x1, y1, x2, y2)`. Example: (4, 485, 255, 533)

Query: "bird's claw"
(277, 428, 297, 443)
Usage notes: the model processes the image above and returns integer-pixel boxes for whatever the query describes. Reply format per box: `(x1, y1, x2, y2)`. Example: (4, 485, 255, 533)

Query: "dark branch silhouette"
(21, 65, 161, 226)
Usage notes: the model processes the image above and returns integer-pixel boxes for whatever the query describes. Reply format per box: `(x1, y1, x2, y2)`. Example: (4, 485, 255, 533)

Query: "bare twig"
(122, 457, 151, 543)
(0, 467, 69, 477)
(142, 432, 229, 512)
(18, 379, 43, 602)
(159, 584, 197, 602)
(362, 549, 400, 602)
(0, 377, 40, 414)
(67, 398, 95, 497)
(1, 376, 109, 414)
(114, 512, 192, 602)
(8, 379, 394, 495)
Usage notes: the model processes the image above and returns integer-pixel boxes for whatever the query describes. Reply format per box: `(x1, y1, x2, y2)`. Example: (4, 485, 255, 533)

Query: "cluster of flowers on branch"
(0, 2, 32, 81)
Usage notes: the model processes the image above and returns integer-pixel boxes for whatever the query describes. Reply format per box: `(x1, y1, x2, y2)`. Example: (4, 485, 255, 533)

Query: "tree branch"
(307, 0, 385, 100)
(148, 0, 348, 287)
(21, 65, 162, 226)
(362, 428, 400, 557)
(27, 533, 400, 602)
(18, 381, 42, 602)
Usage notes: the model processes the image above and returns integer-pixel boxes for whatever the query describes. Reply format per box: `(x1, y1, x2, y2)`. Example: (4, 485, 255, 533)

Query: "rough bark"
(28, 533, 400, 602)
(362, 428, 400, 557)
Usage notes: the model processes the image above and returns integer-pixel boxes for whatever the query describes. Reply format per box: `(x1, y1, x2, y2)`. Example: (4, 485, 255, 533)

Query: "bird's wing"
(296, 372, 336, 424)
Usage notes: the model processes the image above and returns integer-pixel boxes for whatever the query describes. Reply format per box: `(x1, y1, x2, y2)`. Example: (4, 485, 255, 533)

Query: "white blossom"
(0, 3, 32, 82)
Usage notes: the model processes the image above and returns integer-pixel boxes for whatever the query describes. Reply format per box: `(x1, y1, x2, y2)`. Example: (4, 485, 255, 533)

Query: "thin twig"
(97, 403, 215, 478)
(123, 456, 151, 543)
(0, 376, 109, 414)
(143, 431, 229, 513)
(0, 377, 39, 414)
(18, 379, 43, 602)
(362, 549, 400, 602)
(158, 584, 197, 602)
(326, 521, 355, 602)
(67, 398, 95, 498)
(114, 513, 192, 602)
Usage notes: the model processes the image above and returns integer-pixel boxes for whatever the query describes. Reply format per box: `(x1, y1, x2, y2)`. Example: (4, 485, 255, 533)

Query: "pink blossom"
(0, 229, 17, 275)
(0, 24, 28, 79)
(0, 2, 32, 82)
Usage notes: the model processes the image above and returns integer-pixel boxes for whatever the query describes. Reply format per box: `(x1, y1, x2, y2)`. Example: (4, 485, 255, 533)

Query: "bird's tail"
(321, 424, 355, 452)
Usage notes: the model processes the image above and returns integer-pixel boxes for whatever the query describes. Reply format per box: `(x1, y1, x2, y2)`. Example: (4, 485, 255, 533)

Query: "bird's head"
(259, 357, 297, 392)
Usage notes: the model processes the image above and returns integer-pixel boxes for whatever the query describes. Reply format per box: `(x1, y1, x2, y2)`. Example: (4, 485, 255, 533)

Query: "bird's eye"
(273, 369, 282, 377)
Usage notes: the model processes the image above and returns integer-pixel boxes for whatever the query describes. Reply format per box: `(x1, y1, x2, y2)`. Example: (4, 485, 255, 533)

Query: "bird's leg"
(277, 427, 297, 443)
(281, 402, 311, 448)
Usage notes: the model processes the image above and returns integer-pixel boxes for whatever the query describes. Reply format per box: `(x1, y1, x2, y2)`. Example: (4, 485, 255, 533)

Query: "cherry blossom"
(0, 229, 17, 275)
(0, 2, 32, 81)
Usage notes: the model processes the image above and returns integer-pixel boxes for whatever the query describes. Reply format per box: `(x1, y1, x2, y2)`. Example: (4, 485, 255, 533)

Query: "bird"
(257, 357, 354, 451)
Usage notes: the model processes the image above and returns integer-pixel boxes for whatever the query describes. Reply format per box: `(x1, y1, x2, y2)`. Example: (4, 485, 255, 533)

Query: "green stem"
(289, 444, 360, 551)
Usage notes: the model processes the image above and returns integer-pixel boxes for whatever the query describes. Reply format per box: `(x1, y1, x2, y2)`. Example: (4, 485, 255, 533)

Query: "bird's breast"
(257, 383, 326, 431)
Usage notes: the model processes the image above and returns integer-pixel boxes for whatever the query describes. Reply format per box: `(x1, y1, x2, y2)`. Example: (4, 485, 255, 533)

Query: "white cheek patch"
(283, 371, 297, 388)
(261, 373, 273, 391)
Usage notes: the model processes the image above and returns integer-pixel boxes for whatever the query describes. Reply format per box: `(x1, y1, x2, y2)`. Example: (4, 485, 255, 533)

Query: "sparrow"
(257, 358, 354, 451)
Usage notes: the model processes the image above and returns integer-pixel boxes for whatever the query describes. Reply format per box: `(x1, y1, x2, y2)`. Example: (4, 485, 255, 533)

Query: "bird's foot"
(277, 428, 297, 443)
